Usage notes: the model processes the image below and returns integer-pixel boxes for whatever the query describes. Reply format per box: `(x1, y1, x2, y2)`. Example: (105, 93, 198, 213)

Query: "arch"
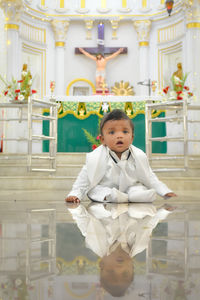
(66, 78, 96, 95)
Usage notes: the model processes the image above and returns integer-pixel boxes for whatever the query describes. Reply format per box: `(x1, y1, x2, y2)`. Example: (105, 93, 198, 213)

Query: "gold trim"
(43, 107, 165, 120)
(66, 78, 96, 95)
(139, 41, 149, 46)
(122, 0, 127, 8)
(21, 21, 46, 44)
(158, 20, 184, 43)
(4, 24, 19, 30)
(24, 2, 179, 18)
(60, 0, 64, 8)
(142, 0, 147, 8)
(55, 41, 65, 47)
(187, 22, 200, 29)
(81, 0, 85, 8)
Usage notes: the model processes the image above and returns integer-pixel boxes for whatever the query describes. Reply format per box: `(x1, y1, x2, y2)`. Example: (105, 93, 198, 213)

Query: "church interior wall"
(64, 20, 139, 95)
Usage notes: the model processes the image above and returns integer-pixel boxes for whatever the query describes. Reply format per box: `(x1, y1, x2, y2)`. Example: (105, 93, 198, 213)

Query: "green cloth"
(43, 101, 166, 153)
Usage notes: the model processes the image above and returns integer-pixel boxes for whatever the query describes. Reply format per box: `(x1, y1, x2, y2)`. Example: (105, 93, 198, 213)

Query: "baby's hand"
(163, 204, 177, 211)
(65, 196, 80, 203)
(164, 192, 177, 198)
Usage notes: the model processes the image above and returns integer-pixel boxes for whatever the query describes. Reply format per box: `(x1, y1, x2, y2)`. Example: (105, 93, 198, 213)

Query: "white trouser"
(87, 185, 156, 203)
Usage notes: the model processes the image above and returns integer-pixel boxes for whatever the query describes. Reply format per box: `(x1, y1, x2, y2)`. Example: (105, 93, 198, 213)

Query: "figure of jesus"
(79, 47, 124, 90)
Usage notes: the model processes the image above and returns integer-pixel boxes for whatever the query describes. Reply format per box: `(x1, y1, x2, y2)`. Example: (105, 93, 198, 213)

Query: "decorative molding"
(158, 21, 184, 44)
(110, 20, 119, 39)
(55, 8, 69, 13)
(75, 8, 89, 13)
(139, 41, 149, 46)
(22, 43, 46, 97)
(51, 20, 69, 42)
(37, 4, 49, 12)
(0, 0, 23, 23)
(85, 20, 93, 40)
(96, 8, 111, 13)
(20, 21, 46, 44)
(133, 20, 151, 44)
(118, 8, 132, 13)
(4, 24, 19, 30)
(187, 22, 200, 29)
(66, 78, 96, 95)
(158, 42, 182, 90)
(55, 41, 65, 47)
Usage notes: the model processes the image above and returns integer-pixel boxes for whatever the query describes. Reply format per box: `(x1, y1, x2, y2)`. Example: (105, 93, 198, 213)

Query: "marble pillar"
(133, 20, 151, 96)
(51, 20, 69, 96)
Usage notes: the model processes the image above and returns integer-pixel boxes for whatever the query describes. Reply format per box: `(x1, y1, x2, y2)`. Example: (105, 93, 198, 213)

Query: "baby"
(65, 109, 176, 203)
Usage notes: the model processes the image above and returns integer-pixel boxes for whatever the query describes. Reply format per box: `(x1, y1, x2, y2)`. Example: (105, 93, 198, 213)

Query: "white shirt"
(99, 147, 140, 193)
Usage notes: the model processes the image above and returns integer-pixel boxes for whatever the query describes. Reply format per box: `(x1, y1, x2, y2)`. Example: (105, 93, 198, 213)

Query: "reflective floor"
(0, 199, 200, 300)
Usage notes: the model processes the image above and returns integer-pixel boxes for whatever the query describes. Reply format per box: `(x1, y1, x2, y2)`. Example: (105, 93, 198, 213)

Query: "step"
(0, 164, 83, 177)
(0, 176, 76, 190)
(0, 153, 86, 165)
(0, 174, 199, 192)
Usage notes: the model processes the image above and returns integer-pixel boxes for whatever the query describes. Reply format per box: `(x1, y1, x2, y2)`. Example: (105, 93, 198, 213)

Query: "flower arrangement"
(163, 74, 193, 101)
(82, 128, 101, 150)
(0, 64, 37, 102)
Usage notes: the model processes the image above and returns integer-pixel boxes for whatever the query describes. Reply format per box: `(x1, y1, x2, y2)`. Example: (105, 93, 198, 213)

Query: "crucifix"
(75, 23, 127, 55)
(75, 23, 127, 90)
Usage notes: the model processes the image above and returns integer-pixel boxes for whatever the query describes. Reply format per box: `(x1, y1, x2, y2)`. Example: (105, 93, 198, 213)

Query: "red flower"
(92, 144, 97, 150)
(177, 96, 183, 100)
(15, 96, 18, 100)
(31, 90, 37, 94)
(188, 92, 193, 97)
(15, 89, 20, 93)
(17, 80, 23, 83)
(184, 86, 189, 90)
(163, 86, 170, 94)
(163, 88, 168, 94)
(4, 91, 8, 95)
(96, 135, 100, 140)
(176, 91, 182, 94)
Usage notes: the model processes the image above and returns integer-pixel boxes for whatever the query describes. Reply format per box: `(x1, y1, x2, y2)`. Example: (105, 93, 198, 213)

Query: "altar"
(42, 96, 166, 153)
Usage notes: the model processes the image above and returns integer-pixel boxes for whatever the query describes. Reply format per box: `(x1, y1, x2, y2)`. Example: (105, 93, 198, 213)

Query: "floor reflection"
(0, 201, 200, 299)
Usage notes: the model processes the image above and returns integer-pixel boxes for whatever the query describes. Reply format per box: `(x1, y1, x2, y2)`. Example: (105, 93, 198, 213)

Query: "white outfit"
(67, 145, 172, 202)
(68, 203, 172, 257)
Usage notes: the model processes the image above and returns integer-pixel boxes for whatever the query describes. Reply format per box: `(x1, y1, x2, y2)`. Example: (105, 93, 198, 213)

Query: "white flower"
(169, 91, 177, 99)
(29, 79, 32, 85)
(181, 92, 188, 100)
(18, 94, 24, 101)
(21, 71, 27, 76)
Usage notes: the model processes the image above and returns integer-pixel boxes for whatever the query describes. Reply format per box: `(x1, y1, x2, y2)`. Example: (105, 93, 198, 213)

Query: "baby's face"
(100, 119, 134, 158)
(100, 246, 133, 294)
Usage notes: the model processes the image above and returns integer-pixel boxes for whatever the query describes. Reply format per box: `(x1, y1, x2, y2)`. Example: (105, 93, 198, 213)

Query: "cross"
(75, 23, 127, 56)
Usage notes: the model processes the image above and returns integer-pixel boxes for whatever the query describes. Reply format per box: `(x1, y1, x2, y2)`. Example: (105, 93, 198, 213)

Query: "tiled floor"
(0, 197, 200, 300)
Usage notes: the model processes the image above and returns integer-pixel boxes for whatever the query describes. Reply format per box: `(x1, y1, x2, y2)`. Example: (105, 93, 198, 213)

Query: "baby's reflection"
(66, 201, 175, 297)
